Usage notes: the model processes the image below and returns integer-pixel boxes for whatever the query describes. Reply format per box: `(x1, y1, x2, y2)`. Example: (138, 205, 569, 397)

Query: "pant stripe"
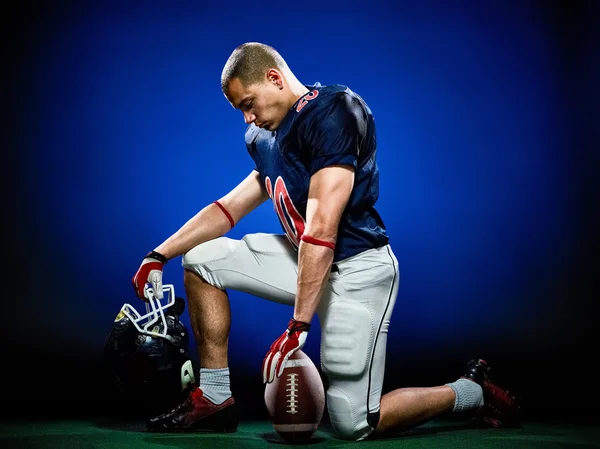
(365, 245, 398, 429)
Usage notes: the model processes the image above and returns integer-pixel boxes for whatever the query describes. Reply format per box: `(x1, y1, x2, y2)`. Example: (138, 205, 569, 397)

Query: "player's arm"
(293, 165, 354, 323)
(262, 164, 354, 382)
(154, 169, 268, 259)
(262, 92, 365, 382)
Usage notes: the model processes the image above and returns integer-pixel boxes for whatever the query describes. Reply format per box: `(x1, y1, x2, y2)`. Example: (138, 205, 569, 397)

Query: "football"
(264, 350, 325, 444)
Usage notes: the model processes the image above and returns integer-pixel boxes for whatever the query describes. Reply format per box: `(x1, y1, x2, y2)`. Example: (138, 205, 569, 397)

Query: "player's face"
(226, 76, 289, 131)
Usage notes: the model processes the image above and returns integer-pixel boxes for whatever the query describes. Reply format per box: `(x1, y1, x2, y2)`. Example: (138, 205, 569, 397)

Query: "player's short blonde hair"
(221, 42, 289, 94)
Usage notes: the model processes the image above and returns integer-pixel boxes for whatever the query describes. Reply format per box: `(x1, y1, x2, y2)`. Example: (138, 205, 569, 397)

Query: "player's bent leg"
(375, 386, 456, 433)
(320, 300, 378, 440)
(147, 252, 239, 432)
(181, 234, 298, 369)
(184, 269, 231, 368)
(318, 245, 399, 441)
(147, 234, 299, 433)
(182, 233, 298, 304)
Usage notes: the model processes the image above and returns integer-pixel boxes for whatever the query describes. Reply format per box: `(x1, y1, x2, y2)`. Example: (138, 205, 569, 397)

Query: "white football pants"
(182, 233, 399, 440)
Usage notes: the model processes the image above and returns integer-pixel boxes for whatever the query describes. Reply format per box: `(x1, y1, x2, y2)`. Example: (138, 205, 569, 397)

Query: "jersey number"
(296, 90, 319, 113)
(265, 176, 305, 247)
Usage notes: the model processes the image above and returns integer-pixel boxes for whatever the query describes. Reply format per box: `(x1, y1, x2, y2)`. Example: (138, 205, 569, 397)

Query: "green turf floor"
(1, 418, 599, 448)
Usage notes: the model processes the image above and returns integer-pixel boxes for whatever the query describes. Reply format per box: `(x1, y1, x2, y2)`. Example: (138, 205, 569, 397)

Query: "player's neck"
(288, 82, 310, 108)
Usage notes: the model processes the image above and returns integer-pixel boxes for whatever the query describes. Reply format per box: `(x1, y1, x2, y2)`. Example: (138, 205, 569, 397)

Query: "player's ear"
(267, 69, 284, 90)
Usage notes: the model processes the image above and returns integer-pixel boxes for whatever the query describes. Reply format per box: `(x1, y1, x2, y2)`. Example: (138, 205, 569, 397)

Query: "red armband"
(213, 201, 234, 229)
(300, 234, 335, 250)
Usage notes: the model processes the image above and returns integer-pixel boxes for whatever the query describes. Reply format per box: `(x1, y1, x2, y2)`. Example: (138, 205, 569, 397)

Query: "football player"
(132, 42, 518, 440)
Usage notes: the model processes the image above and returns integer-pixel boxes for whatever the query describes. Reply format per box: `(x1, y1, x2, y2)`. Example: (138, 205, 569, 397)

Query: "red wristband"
(213, 201, 234, 229)
(300, 234, 335, 250)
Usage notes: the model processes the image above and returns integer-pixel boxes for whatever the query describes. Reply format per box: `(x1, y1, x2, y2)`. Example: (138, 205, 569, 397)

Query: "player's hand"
(132, 250, 168, 300)
(262, 318, 310, 384)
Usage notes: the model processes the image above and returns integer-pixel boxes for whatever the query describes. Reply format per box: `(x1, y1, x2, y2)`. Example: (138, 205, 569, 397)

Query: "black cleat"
(147, 386, 238, 432)
(462, 358, 520, 428)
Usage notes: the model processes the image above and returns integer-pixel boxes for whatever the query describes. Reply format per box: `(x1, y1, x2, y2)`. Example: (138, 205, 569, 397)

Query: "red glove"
(132, 250, 168, 300)
(262, 318, 310, 384)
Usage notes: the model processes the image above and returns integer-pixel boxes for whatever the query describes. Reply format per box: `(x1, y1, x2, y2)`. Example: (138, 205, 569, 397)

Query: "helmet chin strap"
(120, 284, 177, 342)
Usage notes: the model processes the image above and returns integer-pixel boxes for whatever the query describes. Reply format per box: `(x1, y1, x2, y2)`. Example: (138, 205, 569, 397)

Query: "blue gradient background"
(4, 0, 598, 418)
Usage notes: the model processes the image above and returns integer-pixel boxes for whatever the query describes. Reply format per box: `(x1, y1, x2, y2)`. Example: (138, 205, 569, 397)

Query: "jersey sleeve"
(244, 125, 259, 172)
(301, 92, 367, 176)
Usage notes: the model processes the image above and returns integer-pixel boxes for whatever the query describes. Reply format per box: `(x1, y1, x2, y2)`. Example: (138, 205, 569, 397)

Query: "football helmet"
(104, 284, 196, 415)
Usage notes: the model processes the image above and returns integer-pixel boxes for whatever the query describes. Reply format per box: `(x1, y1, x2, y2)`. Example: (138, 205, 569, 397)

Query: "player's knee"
(320, 301, 378, 441)
(182, 237, 240, 288)
(182, 237, 238, 269)
(326, 387, 374, 441)
(183, 267, 207, 287)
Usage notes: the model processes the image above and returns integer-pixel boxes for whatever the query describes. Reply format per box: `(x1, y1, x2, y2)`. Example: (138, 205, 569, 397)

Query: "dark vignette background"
(1, 0, 598, 423)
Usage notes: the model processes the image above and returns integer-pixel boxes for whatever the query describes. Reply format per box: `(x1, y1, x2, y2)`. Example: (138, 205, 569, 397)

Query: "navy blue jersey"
(245, 83, 389, 262)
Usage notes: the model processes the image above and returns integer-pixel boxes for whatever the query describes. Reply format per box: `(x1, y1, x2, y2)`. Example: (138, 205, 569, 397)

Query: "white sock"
(446, 378, 484, 412)
(199, 368, 232, 405)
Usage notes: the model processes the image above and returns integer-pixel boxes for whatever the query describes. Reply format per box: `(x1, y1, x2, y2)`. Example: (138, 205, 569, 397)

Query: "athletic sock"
(199, 368, 232, 405)
(446, 378, 484, 412)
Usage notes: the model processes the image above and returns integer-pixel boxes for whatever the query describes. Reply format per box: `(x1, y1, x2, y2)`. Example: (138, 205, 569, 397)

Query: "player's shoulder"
(296, 83, 370, 134)
(314, 82, 350, 97)
(310, 83, 358, 106)
(297, 83, 365, 121)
